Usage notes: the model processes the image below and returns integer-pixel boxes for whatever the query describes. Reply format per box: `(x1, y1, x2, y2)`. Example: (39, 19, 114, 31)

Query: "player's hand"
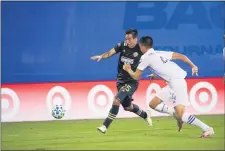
(192, 66, 198, 76)
(123, 64, 131, 71)
(90, 55, 103, 62)
(147, 74, 156, 82)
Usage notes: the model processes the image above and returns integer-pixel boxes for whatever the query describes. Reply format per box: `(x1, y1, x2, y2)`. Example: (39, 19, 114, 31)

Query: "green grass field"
(2, 115, 224, 150)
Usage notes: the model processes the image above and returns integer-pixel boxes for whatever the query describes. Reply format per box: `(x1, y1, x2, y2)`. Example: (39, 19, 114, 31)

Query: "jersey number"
(160, 56, 168, 63)
(121, 84, 132, 92)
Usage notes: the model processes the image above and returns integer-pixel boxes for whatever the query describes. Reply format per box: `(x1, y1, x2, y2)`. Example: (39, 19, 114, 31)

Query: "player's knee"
(149, 102, 155, 109)
(149, 96, 162, 109)
(123, 105, 133, 111)
(113, 98, 121, 106)
(123, 107, 129, 111)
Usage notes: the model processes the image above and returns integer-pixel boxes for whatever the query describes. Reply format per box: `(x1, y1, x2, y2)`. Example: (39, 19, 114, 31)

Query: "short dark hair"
(125, 28, 138, 38)
(139, 36, 153, 48)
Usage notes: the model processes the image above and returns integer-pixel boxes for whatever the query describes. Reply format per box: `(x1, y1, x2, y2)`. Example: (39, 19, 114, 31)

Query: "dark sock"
(132, 104, 147, 119)
(103, 105, 120, 128)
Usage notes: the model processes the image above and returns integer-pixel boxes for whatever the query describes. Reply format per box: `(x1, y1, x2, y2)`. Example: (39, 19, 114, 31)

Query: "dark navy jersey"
(114, 41, 143, 83)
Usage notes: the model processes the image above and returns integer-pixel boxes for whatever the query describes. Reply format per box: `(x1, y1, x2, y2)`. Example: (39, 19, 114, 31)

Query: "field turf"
(2, 115, 224, 150)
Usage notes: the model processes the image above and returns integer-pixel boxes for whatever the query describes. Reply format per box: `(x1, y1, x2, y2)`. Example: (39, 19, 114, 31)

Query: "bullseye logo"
(88, 85, 113, 114)
(146, 83, 162, 109)
(46, 86, 72, 114)
(190, 82, 218, 113)
(1, 88, 20, 121)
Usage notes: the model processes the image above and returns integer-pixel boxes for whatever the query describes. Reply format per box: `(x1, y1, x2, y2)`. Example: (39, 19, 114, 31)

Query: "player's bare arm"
(90, 48, 116, 62)
(171, 52, 198, 76)
(123, 64, 143, 80)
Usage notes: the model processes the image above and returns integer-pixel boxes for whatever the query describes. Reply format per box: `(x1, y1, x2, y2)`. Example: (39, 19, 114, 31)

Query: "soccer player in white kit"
(123, 36, 214, 138)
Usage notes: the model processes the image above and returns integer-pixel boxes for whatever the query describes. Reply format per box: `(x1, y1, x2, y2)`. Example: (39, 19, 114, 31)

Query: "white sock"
(182, 114, 210, 131)
(154, 103, 175, 116)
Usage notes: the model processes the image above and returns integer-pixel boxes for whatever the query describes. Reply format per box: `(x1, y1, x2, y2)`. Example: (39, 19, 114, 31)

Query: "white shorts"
(156, 79, 190, 107)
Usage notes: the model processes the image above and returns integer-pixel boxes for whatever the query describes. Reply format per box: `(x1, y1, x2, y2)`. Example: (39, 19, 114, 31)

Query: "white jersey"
(137, 48, 187, 82)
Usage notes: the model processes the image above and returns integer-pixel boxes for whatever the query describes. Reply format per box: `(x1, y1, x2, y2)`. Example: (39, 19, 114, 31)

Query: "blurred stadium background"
(1, 1, 224, 150)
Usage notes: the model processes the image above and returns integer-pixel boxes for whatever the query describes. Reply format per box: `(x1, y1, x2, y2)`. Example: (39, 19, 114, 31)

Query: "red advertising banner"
(1, 78, 224, 122)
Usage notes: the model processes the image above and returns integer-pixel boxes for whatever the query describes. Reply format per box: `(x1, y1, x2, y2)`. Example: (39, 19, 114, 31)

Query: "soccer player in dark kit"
(91, 29, 152, 134)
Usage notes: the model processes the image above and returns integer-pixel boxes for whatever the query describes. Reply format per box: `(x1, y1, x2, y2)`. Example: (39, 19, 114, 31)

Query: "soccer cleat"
(97, 125, 107, 134)
(200, 127, 214, 138)
(145, 110, 153, 126)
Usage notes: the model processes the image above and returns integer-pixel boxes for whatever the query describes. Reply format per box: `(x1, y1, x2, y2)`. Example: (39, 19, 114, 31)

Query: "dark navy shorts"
(115, 81, 138, 108)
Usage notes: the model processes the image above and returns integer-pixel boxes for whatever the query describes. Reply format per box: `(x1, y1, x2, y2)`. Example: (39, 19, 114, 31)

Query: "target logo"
(1, 88, 20, 121)
(146, 83, 162, 109)
(87, 85, 113, 114)
(46, 86, 72, 114)
(190, 82, 218, 113)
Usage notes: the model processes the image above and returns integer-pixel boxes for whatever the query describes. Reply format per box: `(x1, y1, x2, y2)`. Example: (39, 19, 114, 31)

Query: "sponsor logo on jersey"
(121, 56, 134, 64)
(133, 52, 138, 57)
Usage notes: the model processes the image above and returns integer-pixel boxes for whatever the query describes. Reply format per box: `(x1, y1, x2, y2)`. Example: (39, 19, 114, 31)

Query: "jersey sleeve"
(137, 56, 149, 71)
(158, 51, 173, 60)
(114, 41, 124, 53)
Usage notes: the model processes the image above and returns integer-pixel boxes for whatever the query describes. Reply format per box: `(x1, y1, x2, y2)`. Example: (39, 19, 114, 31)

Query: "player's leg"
(122, 98, 147, 119)
(149, 86, 175, 116)
(97, 83, 127, 133)
(122, 98, 152, 126)
(149, 85, 187, 131)
(149, 96, 175, 116)
(98, 98, 120, 132)
(121, 82, 152, 126)
(174, 105, 214, 137)
(173, 79, 214, 137)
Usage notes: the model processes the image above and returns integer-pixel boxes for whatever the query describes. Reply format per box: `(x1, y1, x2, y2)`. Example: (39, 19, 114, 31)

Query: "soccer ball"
(52, 104, 65, 119)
